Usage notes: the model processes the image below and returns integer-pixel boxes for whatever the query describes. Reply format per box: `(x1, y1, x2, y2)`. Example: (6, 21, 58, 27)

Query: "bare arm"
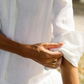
(60, 57, 79, 84)
(0, 34, 23, 56)
(0, 33, 63, 69)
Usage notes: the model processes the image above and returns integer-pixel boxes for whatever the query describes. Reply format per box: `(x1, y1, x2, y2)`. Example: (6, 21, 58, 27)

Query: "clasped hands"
(20, 42, 64, 69)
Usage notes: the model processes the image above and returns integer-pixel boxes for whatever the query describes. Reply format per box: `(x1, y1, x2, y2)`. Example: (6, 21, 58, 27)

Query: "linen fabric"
(28, 69, 63, 84)
(0, 0, 84, 84)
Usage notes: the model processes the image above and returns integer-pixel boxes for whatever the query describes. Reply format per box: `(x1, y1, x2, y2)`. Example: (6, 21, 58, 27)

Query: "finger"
(45, 66, 59, 69)
(56, 57, 62, 66)
(45, 63, 59, 69)
(42, 58, 57, 64)
(41, 46, 63, 59)
(45, 49, 63, 59)
(59, 42, 64, 45)
(45, 58, 62, 69)
(43, 42, 64, 49)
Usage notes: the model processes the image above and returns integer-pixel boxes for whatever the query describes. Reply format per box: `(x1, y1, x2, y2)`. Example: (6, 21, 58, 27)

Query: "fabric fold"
(28, 69, 62, 84)
(50, 31, 84, 67)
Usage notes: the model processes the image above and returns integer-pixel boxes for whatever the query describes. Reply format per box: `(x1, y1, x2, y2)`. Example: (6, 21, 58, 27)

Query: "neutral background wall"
(73, 0, 84, 3)
(73, 2, 84, 84)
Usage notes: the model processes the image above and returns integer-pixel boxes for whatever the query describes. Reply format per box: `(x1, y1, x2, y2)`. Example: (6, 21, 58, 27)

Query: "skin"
(0, 34, 63, 68)
(60, 57, 79, 84)
(0, 33, 79, 83)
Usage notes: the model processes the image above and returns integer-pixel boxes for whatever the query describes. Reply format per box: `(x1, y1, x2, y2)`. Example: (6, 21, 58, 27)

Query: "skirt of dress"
(28, 69, 63, 84)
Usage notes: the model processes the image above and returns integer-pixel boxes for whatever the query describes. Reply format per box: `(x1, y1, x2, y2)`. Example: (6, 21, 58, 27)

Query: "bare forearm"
(0, 33, 64, 69)
(60, 57, 79, 84)
(0, 34, 24, 56)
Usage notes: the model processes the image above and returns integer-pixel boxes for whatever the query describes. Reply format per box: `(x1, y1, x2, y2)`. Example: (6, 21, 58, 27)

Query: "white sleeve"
(50, 0, 84, 67)
(0, 19, 1, 33)
(0, 11, 1, 33)
(0, 2, 1, 33)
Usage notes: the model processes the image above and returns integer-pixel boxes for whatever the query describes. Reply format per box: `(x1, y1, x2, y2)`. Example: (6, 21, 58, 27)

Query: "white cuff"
(50, 31, 84, 67)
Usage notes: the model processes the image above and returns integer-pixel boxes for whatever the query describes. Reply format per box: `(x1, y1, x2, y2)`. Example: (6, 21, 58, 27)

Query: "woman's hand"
(20, 42, 63, 69)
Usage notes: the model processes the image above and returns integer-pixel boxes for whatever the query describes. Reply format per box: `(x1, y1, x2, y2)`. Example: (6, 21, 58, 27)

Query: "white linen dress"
(0, 0, 84, 84)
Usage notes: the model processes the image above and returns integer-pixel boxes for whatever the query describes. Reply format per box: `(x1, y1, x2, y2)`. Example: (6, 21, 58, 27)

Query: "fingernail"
(59, 42, 64, 45)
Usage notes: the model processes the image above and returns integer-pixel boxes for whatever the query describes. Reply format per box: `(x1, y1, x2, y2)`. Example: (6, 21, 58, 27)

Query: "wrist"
(19, 43, 31, 58)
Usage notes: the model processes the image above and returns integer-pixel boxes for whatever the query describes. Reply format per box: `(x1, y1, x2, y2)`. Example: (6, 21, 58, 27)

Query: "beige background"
(73, 2, 84, 31)
(73, 2, 84, 84)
